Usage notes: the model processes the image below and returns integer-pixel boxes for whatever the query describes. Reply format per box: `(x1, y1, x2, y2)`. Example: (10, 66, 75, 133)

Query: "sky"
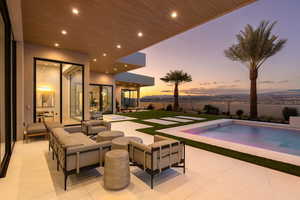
(131, 0, 300, 97)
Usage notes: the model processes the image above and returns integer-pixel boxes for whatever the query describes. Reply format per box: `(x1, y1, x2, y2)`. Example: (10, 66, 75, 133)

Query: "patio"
(1, 120, 300, 200)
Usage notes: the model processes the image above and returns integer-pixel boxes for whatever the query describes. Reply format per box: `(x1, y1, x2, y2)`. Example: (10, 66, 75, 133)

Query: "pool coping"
(158, 119, 300, 166)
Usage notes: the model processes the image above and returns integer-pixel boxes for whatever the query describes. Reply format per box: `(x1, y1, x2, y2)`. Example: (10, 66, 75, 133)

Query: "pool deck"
(159, 119, 300, 166)
(1, 121, 300, 200)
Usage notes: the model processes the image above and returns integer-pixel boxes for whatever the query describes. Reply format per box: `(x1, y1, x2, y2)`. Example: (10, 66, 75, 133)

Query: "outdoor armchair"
(129, 135, 185, 189)
(81, 120, 111, 136)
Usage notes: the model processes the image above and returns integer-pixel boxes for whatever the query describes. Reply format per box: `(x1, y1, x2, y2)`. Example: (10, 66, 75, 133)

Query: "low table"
(104, 150, 130, 190)
(96, 130, 124, 142)
(112, 136, 143, 150)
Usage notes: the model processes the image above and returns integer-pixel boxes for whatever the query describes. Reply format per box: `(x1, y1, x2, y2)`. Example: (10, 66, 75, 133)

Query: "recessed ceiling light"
(113, 67, 118, 71)
(137, 32, 143, 37)
(103, 53, 107, 57)
(171, 11, 178, 18)
(124, 64, 128, 67)
(61, 30, 67, 35)
(116, 44, 121, 49)
(54, 43, 60, 47)
(93, 58, 97, 62)
(72, 8, 79, 15)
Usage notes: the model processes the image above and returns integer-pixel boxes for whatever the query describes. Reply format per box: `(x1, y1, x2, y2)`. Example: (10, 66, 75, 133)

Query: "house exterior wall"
(23, 43, 90, 132)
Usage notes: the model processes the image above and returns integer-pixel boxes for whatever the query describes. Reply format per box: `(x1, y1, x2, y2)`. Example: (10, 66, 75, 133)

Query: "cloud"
(161, 85, 248, 96)
(199, 82, 211, 86)
(278, 80, 289, 83)
(259, 80, 275, 84)
(233, 80, 241, 83)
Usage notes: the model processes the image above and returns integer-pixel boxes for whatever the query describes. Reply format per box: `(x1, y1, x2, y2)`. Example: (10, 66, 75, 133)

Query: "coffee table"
(112, 136, 143, 150)
(96, 130, 124, 142)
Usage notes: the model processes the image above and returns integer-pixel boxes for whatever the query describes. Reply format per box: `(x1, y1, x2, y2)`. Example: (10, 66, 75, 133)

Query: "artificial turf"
(120, 110, 300, 177)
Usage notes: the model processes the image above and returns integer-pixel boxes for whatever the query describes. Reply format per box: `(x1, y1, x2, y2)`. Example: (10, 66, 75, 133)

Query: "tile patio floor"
(1, 121, 300, 200)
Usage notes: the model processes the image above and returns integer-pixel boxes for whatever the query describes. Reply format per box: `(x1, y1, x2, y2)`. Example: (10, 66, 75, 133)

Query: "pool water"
(184, 124, 300, 156)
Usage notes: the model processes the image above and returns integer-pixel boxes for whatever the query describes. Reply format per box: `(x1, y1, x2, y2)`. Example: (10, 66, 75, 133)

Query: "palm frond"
(224, 20, 287, 70)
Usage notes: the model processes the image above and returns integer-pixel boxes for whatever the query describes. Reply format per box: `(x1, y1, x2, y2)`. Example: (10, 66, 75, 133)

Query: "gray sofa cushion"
(44, 121, 64, 131)
(86, 120, 103, 126)
(27, 123, 47, 134)
(90, 126, 107, 134)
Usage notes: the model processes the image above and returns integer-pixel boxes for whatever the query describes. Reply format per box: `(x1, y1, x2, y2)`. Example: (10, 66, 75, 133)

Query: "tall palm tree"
(161, 70, 192, 111)
(224, 21, 287, 119)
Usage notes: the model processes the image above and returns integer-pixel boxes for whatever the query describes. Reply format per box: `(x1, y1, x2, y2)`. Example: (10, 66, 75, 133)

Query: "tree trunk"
(250, 69, 258, 119)
(174, 82, 179, 111)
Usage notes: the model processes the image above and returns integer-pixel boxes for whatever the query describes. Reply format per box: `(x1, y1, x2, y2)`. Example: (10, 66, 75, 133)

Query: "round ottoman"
(96, 130, 124, 142)
(104, 150, 130, 190)
(112, 136, 143, 150)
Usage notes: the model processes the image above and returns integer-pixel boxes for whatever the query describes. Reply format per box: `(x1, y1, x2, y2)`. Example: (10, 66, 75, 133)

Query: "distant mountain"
(141, 89, 300, 104)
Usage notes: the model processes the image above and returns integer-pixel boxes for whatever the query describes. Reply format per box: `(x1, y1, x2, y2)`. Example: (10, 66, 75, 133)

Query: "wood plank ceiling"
(22, 0, 256, 73)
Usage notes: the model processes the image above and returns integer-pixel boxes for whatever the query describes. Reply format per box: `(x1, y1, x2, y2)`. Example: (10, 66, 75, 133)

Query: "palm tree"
(160, 70, 192, 111)
(224, 21, 287, 119)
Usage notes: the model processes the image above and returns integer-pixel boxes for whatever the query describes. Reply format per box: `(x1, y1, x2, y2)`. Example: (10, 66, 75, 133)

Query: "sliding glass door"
(89, 84, 113, 115)
(34, 59, 84, 125)
(63, 64, 83, 124)
(0, 10, 5, 168)
(0, 0, 17, 177)
(121, 89, 138, 109)
(35, 60, 61, 123)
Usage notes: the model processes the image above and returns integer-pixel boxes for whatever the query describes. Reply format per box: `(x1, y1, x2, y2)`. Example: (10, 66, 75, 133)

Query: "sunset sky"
(132, 0, 300, 97)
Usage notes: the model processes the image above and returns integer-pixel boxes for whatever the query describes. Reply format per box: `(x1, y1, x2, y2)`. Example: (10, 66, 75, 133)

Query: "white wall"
(23, 43, 90, 133)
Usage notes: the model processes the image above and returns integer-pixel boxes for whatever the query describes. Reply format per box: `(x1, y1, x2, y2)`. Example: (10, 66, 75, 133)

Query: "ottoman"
(112, 136, 143, 150)
(104, 150, 130, 190)
(96, 130, 124, 142)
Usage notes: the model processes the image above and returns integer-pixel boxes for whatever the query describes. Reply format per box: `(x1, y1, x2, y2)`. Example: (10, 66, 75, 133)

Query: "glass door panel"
(62, 64, 83, 125)
(89, 85, 100, 112)
(35, 60, 61, 123)
(121, 89, 138, 109)
(89, 85, 113, 116)
(101, 86, 113, 113)
(0, 13, 5, 164)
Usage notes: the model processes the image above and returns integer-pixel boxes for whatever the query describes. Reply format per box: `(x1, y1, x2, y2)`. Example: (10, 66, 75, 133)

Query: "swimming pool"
(184, 123, 300, 157)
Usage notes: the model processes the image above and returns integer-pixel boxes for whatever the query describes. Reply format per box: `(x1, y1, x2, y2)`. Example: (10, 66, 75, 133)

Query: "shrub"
(147, 104, 155, 110)
(166, 104, 173, 111)
(236, 109, 244, 119)
(203, 105, 219, 115)
(282, 107, 298, 121)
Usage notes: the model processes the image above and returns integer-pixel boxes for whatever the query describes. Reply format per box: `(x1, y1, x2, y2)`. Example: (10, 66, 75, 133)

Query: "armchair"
(81, 120, 111, 136)
(129, 135, 185, 189)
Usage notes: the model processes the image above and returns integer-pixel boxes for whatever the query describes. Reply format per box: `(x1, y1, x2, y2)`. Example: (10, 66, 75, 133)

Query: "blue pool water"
(184, 124, 300, 156)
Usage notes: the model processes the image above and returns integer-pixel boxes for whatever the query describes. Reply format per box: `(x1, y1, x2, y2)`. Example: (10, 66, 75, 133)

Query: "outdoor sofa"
(49, 127, 111, 190)
(129, 135, 185, 189)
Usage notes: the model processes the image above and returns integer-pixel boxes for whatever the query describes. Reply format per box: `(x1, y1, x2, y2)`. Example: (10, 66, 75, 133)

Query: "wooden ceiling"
(22, 0, 256, 73)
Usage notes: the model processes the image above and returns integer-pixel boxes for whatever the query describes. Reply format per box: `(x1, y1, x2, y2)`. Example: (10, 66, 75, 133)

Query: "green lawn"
(120, 110, 300, 177)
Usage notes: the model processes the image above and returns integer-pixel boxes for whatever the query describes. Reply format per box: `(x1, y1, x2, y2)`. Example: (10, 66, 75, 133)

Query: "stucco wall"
(23, 43, 90, 130)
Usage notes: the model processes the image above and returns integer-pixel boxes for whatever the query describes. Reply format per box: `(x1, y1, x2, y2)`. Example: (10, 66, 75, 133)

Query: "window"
(0, 6, 5, 166)
(0, 0, 17, 177)
(34, 59, 84, 125)
(121, 89, 138, 109)
(89, 84, 113, 115)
